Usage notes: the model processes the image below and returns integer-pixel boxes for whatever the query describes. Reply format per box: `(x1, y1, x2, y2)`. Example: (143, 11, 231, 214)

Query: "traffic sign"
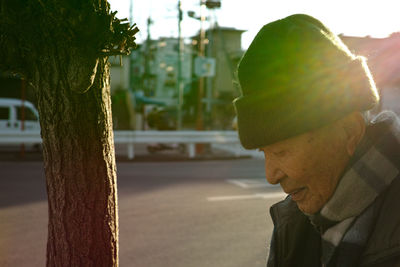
(194, 57, 216, 77)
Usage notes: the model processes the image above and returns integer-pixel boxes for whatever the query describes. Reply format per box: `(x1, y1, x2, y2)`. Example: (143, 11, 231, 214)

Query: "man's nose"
(264, 157, 286, 185)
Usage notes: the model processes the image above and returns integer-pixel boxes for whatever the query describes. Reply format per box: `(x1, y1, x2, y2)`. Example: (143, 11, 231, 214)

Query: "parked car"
(0, 98, 41, 152)
(0, 98, 40, 131)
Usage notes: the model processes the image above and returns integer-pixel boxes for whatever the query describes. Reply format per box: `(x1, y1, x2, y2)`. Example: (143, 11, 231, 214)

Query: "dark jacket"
(267, 114, 400, 267)
(267, 175, 400, 267)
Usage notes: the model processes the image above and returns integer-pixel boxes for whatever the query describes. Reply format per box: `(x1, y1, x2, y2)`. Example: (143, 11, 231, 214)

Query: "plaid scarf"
(308, 113, 400, 266)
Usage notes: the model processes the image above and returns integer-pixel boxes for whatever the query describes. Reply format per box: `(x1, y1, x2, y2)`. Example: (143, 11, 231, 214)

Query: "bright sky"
(109, 0, 400, 49)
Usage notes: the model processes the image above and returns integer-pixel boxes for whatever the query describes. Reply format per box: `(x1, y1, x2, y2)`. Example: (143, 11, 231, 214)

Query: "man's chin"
(296, 201, 321, 215)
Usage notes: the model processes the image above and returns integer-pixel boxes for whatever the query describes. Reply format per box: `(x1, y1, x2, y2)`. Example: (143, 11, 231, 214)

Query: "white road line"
(226, 179, 253, 188)
(226, 179, 271, 188)
(207, 192, 287, 202)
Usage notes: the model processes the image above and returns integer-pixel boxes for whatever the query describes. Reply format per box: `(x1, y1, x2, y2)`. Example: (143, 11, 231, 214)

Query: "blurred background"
(105, 0, 400, 134)
(1, 1, 399, 266)
(2, 0, 399, 147)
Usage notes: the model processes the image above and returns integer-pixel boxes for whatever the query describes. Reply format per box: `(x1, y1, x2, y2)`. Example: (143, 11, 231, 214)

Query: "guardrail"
(0, 130, 42, 144)
(0, 130, 242, 159)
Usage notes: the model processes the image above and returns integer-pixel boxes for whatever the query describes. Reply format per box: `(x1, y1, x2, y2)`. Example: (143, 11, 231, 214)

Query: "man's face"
(260, 123, 350, 214)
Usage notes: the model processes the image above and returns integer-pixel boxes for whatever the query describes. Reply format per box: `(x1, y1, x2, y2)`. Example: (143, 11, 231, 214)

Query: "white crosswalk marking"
(226, 179, 277, 188)
(207, 192, 287, 202)
(207, 179, 284, 202)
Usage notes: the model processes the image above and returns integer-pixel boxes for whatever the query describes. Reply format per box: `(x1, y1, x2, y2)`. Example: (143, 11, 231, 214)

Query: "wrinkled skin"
(260, 112, 365, 214)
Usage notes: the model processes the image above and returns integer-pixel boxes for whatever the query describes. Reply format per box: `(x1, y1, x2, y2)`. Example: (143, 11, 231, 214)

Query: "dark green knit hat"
(233, 14, 379, 149)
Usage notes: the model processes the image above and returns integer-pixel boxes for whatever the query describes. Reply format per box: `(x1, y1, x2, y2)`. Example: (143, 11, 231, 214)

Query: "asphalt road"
(0, 157, 285, 267)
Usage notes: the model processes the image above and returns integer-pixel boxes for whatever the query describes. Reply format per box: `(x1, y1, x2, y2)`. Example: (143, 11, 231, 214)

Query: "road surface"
(0, 157, 285, 267)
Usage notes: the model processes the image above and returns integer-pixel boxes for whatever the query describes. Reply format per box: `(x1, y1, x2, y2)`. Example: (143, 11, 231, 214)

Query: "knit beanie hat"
(233, 14, 379, 149)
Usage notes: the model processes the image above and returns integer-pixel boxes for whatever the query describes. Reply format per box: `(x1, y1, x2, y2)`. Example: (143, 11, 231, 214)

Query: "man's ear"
(341, 112, 366, 156)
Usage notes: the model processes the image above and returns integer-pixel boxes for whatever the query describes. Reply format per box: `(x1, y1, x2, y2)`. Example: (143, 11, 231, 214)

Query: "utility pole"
(129, 0, 133, 22)
(206, 12, 213, 115)
(196, 0, 206, 153)
(129, 0, 134, 92)
(142, 17, 152, 130)
(144, 16, 152, 92)
(20, 78, 26, 158)
(177, 0, 184, 130)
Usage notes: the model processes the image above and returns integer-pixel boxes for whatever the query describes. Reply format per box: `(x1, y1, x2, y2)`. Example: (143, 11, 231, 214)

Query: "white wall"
(109, 56, 131, 92)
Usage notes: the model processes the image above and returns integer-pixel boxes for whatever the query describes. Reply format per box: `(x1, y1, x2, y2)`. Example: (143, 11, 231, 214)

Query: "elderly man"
(234, 14, 400, 266)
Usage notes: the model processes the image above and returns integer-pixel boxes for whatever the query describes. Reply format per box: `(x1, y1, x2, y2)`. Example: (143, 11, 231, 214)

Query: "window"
(0, 107, 9, 120)
(16, 107, 38, 121)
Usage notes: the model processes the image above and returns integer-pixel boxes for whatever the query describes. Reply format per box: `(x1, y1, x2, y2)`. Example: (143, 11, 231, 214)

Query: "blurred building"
(204, 27, 245, 129)
(109, 55, 136, 130)
(109, 56, 131, 92)
(108, 31, 400, 130)
(341, 33, 400, 114)
(148, 37, 192, 106)
(127, 37, 193, 105)
(188, 27, 245, 129)
(206, 27, 244, 97)
(110, 38, 193, 130)
(109, 27, 246, 130)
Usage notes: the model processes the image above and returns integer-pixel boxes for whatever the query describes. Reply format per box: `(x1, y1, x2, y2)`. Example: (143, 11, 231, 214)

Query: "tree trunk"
(33, 57, 118, 266)
(0, 1, 138, 265)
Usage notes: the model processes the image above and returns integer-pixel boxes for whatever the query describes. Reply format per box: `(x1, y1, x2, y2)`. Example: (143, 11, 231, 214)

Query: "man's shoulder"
(361, 173, 400, 266)
(368, 111, 400, 156)
(364, 111, 400, 172)
(268, 196, 322, 266)
(269, 196, 309, 227)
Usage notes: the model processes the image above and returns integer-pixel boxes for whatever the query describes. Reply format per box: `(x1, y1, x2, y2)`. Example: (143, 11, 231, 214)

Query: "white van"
(0, 98, 40, 132)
